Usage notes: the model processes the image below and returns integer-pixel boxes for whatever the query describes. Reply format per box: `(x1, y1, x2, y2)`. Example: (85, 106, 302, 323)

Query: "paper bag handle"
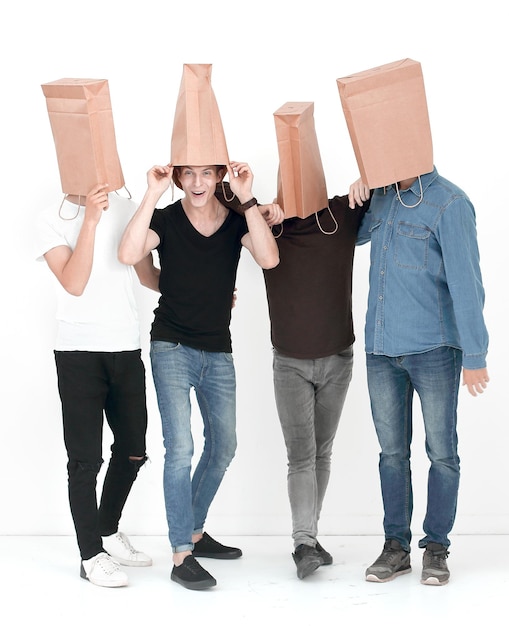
(271, 206, 338, 238)
(58, 184, 132, 220)
(396, 176, 423, 208)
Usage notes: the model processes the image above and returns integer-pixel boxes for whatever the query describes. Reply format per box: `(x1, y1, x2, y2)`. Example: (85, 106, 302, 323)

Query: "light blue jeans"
(366, 346, 462, 550)
(150, 341, 237, 553)
(273, 348, 353, 548)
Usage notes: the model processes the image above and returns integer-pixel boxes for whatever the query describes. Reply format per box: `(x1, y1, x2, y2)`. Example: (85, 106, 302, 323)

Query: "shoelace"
(117, 532, 138, 556)
(183, 557, 203, 574)
(376, 552, 395, 565)
(95, 554, 121, 575)
(426, 550, 449, 568)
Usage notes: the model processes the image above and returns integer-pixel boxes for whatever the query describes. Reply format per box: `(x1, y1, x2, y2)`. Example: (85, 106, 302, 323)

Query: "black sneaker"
(421, 542, 450, 586)
(292, 544, 323, 579)
(316, 541, 333, 565)
(365, 539, 411, 582)
(171, 555, 217, 590)
(193, 532, 242, 559)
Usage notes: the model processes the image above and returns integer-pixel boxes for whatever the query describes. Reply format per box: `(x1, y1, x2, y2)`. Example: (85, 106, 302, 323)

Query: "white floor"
(2, 535, 505, 625)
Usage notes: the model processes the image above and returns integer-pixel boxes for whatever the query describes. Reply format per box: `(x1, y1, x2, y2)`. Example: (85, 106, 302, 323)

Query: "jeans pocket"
(221, 352, 234, 363)
(150, 340, 180, 354)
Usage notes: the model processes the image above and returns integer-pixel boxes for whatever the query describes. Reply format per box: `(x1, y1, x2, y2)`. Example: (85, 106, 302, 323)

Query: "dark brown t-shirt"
(263, 195, 368, 359)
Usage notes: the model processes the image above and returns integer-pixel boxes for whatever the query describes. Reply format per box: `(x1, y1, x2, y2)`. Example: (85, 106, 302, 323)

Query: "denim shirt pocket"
(394, 222, 430, 270)
(368, 218, 383, 237)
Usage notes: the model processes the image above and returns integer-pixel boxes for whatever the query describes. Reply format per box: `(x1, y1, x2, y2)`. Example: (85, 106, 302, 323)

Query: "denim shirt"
(356, 167, 488, 369)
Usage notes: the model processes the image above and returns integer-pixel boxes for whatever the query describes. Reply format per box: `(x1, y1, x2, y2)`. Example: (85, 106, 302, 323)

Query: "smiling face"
(175, 165, 226, 207)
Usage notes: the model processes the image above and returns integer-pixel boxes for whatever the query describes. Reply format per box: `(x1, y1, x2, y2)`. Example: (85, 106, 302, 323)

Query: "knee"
(129, 454, 148, 467)
(285, 439, 316, 469)
(223, 436, 237, 465)
(67, 458, 103, 480)
(429, 454, 460, 472)
(115, 452, 148, 478)
(213, 438, 237, 470)
(379, 451, 410, 467)
(129, 454, 148, 475)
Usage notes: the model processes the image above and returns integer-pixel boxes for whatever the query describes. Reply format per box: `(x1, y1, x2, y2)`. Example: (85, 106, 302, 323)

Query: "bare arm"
(134, 252, 161, 292)
(242, 205, 280, 269)
(118, 165, 171, 265)
(227, 162, 279, 269)
(44, 184, 109, 296)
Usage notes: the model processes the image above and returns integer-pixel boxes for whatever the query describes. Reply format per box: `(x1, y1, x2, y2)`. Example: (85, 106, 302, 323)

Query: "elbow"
(118, 250, 130, 265)
(118, 249, 138, 266)
(66, 285, 85, 297)
(59, 274, 88, 296)
(138, 276, 152, 290)
(260, 253, 280, 270)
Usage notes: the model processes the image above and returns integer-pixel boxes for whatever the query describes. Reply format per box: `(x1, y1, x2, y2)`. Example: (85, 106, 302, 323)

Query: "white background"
(1, 0, 506, 541)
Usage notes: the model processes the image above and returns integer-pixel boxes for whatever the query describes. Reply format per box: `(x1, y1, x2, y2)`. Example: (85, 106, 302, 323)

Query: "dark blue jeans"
(366, 347, 462, 550)
(55, 350, 147, 560)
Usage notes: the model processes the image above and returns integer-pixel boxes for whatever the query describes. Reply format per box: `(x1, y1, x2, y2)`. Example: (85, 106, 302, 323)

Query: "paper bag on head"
(171, 64, 229, 170)
(337, 59, 433, 189)
(41, 78, 124, 196)
(274, 102, 328, 219)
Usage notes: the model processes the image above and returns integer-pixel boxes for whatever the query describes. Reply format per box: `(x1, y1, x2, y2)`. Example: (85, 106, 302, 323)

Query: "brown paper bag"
(171, 64, 229, 167)
(274, 102, 328, 219)
(337, 59, 433, 189)
(41, 78, 124, 196)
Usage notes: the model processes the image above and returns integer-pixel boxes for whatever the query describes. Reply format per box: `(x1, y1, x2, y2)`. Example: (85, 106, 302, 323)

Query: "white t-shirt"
(35, 193, 140, 352)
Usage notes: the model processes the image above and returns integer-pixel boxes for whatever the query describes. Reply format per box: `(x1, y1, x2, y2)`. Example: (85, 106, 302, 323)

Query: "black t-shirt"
(263, 195, 368, 359)
(149, 200, 248, 352)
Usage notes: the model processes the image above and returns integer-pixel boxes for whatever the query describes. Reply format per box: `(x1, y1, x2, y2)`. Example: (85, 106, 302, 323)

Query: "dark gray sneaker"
(292, 544, 323, 579)
(171, 555, 217, 590)
(316, 541, 333, 565)
(421, 542, 450, 586)
(365, 539, 411, 582)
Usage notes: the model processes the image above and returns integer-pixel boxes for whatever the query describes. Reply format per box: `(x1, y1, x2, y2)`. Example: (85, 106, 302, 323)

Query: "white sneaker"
(102, 531, 152, 567)
(80, 552, 128, 587)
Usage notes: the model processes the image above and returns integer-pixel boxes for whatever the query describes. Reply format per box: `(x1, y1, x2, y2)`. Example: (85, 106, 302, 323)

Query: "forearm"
(119, 189, 161, 264)
(244, 205, 279, 269)
(134, 253, 161, 292)
(60, 221, 97, 296)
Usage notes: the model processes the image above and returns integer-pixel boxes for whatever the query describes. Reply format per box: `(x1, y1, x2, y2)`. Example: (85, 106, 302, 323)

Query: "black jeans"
(54, 350, 148, 560)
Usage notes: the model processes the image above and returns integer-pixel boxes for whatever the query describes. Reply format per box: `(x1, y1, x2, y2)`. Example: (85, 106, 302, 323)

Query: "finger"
(348, 194, 358, 209)
(231, 162, 250, 176)
(88, 183, 109, 196)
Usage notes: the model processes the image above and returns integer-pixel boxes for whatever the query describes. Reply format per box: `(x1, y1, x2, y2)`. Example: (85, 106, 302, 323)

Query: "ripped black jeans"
(55, 350, 148, 560)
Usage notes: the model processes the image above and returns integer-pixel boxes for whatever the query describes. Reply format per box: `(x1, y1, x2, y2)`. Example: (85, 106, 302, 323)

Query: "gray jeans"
(273, 348, 353, 548)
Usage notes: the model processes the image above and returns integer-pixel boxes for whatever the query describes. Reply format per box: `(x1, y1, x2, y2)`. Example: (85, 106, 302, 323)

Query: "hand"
(462, 367, 490, 397)
(227, 161, 254, 203)
(84, 183, 109, 225)
(147, 164, 173, 194)
(259, 203, 284, 226)
(348, 178, 371, 209)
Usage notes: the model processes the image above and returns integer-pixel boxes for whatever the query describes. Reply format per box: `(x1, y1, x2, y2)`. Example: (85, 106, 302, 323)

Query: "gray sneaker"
(421, 542, 450, 586)
(365, 539, 411, 582)
(316, 541, 333, 565)
(292, 544, 323, 579)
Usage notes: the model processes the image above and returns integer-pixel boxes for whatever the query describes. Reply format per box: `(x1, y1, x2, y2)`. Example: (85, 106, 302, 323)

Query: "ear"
(216, 166, 227, 182)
